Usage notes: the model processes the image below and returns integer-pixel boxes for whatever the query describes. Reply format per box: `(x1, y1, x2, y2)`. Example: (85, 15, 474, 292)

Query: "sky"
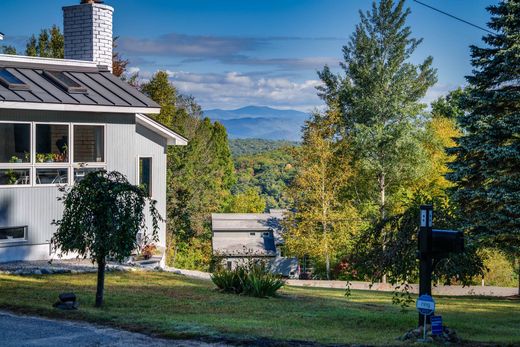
(1, 0, 496, 112)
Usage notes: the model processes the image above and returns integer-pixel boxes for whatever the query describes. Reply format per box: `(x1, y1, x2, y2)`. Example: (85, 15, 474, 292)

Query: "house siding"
(0, 109, 167, 261)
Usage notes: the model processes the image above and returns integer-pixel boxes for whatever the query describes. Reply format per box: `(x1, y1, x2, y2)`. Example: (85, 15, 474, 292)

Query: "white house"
(0, 0, 187, 262)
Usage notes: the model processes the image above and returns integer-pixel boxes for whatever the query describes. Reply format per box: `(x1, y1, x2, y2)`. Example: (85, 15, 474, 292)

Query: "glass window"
(0, 169, 30, 185)
(74, 167, 103, 183)
(0, 226, 27, 242)
(36, 168, 68, 185)
(0, 69, 30, 91)
(36, 124, 69, 163)
(0, 123, 31, 163)
(43, 71, 87, 94)
(139, 158, 152, 196)
(74, 125, 104, 163)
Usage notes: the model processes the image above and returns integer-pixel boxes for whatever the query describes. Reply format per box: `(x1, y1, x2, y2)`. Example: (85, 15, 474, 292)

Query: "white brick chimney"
(63, 0, 114, 72)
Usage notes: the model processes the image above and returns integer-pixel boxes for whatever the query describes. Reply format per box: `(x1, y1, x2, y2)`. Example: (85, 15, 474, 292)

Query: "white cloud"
(162, 70, 324, 111)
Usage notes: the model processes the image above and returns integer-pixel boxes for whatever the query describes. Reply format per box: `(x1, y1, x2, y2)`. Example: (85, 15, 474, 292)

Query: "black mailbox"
(419, 229, 464, 255)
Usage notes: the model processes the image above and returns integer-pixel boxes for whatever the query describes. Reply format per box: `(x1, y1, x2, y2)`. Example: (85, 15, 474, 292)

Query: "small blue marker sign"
(431, 316, 443, 335)
(416, 294, 435, 316)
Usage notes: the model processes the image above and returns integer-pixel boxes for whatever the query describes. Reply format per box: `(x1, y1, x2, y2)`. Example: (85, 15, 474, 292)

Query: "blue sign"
(431, 315, 443, 335)
(416, 294, 435, 315)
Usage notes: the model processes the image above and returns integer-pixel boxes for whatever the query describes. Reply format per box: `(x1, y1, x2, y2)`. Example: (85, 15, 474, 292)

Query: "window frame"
(0, 121, 107, 188)
(137, 156, 153, 198)
(0, 225, 28, 244)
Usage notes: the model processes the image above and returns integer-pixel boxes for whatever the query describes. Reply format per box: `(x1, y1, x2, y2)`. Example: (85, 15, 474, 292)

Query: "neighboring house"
(0, 1, 187, 262)
(211, 210, 299, 277)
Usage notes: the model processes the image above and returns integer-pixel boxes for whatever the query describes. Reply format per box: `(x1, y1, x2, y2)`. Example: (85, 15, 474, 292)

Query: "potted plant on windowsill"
(45, 153, 55, 163)
(9, 156, 22, 163)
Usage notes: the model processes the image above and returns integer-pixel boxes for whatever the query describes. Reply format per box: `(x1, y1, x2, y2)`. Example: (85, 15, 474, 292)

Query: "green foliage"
(52, 170, 161, 306)
(284, 108, 360, 279)
(229, 138, 299, 157)
(141, 72, 236, 270)
(233, 146, 296, 209)
(0, 45, 17, 55)
(25, 25, 64, 58)
(447, 1, 520, 293)
(224, 187, 266, 213)
(317, 0, 437, 221)
(482, 249, 518, 288)
(211, 262, 284, 298)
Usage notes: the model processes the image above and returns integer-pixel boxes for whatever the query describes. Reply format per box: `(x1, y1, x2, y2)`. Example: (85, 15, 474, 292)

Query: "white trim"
(0, 54, 98, 68)
(137, 156, 154, 198)
(0, 102, 161, 115)
(136, 113, 188, 146)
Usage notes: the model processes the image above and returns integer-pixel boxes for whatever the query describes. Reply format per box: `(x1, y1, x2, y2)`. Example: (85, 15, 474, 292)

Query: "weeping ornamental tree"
(448, 0, 520, 294)
(52, 171, 162, 307)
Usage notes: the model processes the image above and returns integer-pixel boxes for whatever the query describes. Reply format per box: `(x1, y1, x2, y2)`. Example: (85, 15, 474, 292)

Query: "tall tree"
(448, 1, 520, 294)
(25, 25, 64, 58)
(141, 71, 236, 270)
(317, 0, 437, 222)
(284, 107, 359, 279)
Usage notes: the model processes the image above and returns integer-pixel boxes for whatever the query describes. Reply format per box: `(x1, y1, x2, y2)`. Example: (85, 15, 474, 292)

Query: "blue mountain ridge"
(204, 106, 309, 141)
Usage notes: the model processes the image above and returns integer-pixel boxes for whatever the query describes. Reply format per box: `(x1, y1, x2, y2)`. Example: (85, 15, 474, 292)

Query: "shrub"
(211, 261, 284, 298)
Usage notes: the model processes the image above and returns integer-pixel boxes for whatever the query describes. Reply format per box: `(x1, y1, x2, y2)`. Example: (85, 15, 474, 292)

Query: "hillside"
(229, 138, 299, 157)
(205, 106, 309, 141)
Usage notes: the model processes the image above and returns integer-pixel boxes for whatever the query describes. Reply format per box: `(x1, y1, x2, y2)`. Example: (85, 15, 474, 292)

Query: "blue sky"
(1, 0, 496, 111)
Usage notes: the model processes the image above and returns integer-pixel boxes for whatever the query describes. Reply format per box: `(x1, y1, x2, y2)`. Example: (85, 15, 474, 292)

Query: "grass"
(0, 271, 518, 346)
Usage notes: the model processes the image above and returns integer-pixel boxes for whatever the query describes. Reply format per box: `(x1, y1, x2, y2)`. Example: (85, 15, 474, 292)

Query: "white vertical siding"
(0, 109, 169, 262)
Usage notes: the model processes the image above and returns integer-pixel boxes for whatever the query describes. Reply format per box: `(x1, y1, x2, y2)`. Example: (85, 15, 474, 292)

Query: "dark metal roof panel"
(0, 60, 160, 110)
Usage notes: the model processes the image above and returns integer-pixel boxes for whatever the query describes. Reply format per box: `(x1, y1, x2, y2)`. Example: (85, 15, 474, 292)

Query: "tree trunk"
(379, 173, 387, 284)
(95, 257, 106, 307)
(325, 253, 331, 280)
(518, 258, 520, 296)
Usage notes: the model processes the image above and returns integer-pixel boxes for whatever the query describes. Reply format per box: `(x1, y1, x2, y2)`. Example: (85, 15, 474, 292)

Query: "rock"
(33, 269, 42, 275)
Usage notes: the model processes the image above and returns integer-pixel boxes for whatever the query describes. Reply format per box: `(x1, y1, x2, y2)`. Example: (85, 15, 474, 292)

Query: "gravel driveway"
(0, 311, 228, 347)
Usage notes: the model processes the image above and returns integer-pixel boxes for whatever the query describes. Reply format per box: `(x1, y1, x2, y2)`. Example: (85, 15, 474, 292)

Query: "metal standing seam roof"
(0, 56, 160, 111)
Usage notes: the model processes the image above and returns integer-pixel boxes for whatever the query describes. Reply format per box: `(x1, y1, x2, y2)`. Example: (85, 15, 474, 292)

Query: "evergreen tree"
(141, 72, 236, 270)
(448, 0, 520, 294)
(0, 45, 17, 55)
(25, 26, 64, 58)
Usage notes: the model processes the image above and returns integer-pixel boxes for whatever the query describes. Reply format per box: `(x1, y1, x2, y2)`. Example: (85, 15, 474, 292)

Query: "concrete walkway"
(0, 311, 228, 347)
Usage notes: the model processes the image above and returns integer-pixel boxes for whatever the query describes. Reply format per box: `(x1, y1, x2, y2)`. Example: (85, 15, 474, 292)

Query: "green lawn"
(0, 271, 518, 345)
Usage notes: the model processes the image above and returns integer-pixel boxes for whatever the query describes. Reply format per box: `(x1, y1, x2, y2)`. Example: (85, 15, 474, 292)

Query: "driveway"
(0, 311, 227, 347)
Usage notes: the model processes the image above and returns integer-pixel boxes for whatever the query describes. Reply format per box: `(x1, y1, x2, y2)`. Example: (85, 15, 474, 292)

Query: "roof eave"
(0, 101, 161, 114)
(136, 113, 188, 146)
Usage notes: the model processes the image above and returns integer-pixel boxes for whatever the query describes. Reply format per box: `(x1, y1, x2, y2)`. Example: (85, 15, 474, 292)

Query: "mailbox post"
(417, 205, 464, 327)
(418, 205, 433, 326)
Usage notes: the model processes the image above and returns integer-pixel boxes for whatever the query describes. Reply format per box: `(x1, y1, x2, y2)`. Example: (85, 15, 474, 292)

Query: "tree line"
(283, 0, 519, 295)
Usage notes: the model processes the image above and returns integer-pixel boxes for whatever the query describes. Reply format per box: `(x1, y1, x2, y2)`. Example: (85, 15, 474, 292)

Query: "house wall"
(212, 230, 274, 256)
(0, 109, 167, 262)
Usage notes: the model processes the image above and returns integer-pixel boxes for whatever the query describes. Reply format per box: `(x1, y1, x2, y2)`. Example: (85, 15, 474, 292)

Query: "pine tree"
(448, 0, 520, 294)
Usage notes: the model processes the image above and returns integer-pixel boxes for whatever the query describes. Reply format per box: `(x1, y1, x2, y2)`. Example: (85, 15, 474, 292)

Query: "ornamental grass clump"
(211, 262, 284, 298)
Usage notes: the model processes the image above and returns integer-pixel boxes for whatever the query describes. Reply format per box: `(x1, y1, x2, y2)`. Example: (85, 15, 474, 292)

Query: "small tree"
(52, 171, 162, 307)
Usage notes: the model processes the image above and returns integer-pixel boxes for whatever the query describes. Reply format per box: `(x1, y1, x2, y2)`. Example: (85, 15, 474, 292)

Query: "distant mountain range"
(204, 106, 309, 141)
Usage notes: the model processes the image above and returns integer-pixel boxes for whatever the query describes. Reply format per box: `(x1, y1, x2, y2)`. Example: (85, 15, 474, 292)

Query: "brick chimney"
(63, 0, 114, 72)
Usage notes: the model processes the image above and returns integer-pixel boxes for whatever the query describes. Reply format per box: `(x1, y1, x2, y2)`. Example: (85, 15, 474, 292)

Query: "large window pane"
(74, 125, 104, 163)
(36, 168, 68, 185)
(0, 123, 30, 163)
(139, 157, 152, 196)
(0, 169, 30, 185)
(36, 124, 69, 163)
